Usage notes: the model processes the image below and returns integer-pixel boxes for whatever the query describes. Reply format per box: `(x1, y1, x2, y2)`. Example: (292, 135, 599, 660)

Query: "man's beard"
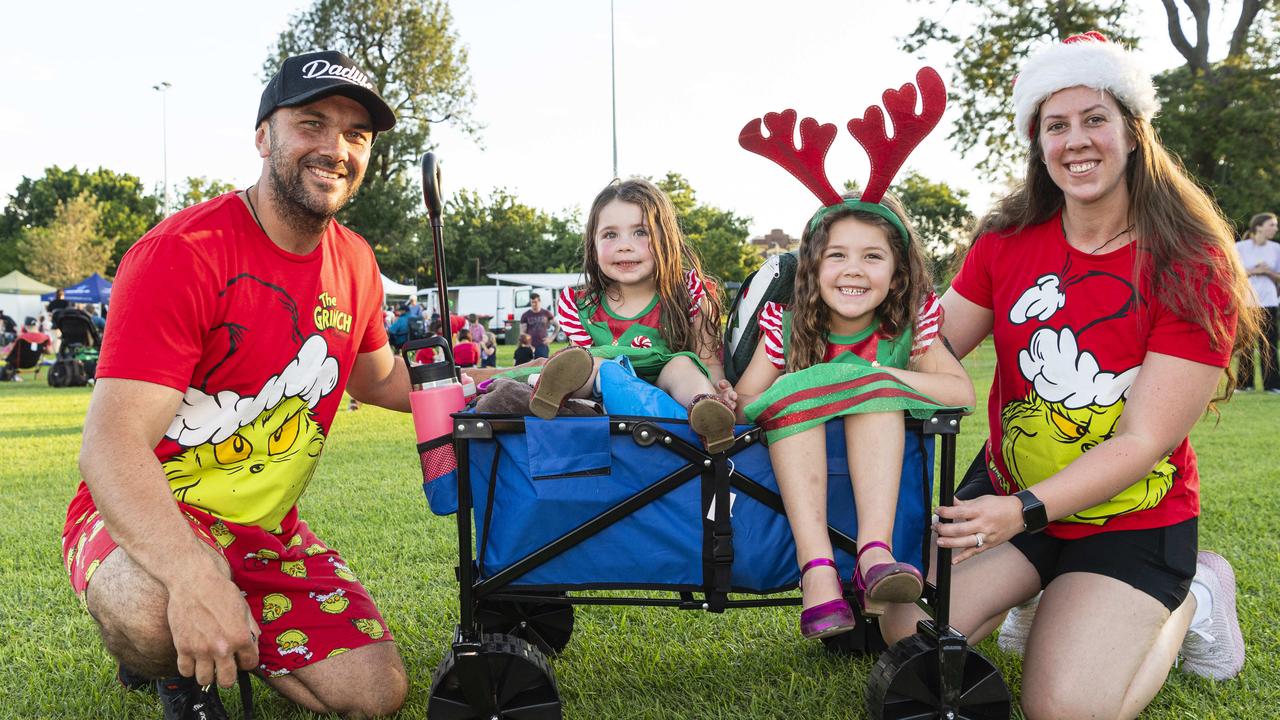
(266, 138, 364, 236)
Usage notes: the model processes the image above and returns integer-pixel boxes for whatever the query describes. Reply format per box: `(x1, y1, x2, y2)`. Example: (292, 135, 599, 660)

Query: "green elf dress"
(744, 297, 958, 443)
(554, 270, 711, 383)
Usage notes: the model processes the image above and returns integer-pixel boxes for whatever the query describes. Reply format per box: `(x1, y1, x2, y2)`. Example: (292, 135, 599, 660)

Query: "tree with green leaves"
(892, 171, 974, 285)
(903, 0, 1134, 176)
(176, 177, 237, 209)
(17, 192, 114, 288)
(903, 0, 1280, 228)
(265, 0, 479, 275)
(655, 173, 758, 284)
(845, 172, 974, 286)
(0, 165, 161, 276)
(1151, 1, 1280, 227)
(437, 188, 581, 286)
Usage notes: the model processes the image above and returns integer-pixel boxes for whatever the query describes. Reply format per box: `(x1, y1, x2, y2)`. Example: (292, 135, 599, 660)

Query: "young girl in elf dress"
(734, 193, 974, 638)
(734, 71, 973, 639)
(530, 178, 738, 453)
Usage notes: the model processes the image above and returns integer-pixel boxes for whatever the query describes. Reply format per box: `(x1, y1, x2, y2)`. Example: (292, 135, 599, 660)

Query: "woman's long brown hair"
(580, 178, 723, 356)
(973, 96, 1262, 399)
(788, 193, 933, 372)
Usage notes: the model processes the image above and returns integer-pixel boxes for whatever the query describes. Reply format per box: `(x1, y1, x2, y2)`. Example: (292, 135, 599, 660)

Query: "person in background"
(19, 316, 51, 352)
(467, 313, 485, 343)
(480, 331, 498, 368)
(452, 328, 481, 368)
(39, 313, 60, 356)
(386, 304, 411, 350)
(404, 294, 423, 318)
(513, 333, 535, 366)
(0, 309, 16, 343)
(46, 288, 69, 314)
(520, 293, 556, 358)
(1234, 212, 1280, 392)
(87, 305, 107, 332)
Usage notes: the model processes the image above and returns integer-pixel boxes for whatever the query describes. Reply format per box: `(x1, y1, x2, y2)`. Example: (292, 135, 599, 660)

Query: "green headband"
(805, 199, 910, 248)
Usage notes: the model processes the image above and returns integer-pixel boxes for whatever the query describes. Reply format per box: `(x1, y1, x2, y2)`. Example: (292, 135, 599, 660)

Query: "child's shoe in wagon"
(688, 393, 736, 454)
(529, 346, 594, 419)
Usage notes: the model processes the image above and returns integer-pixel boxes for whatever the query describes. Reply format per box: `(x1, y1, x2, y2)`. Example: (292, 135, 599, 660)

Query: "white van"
(418, 284, 553, 342)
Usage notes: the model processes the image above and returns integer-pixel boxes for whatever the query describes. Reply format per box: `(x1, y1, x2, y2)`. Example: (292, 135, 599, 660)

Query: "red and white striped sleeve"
(686, 270, 706, 318)
(757, 301, 786, 370)
(557, 287, 594, 347)
(911, 291, 943, 359)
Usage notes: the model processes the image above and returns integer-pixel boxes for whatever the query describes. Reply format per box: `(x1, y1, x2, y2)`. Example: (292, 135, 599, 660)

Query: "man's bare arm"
(79, 378, 258, 687)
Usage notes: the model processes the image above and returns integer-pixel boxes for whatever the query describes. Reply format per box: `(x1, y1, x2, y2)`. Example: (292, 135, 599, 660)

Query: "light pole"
(153, 81, 171, 214)
(610, 0, 618, 179)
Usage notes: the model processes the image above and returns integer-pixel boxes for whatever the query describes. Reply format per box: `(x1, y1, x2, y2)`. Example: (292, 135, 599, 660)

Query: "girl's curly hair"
(788, 192, 933, 372)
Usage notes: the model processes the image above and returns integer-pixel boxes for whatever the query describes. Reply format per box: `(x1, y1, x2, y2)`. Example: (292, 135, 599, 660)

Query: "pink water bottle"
(404, 336, 464, 481)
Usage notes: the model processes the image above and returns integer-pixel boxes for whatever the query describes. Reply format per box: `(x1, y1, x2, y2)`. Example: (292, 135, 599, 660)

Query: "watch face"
(1018, 490, 1048, 533)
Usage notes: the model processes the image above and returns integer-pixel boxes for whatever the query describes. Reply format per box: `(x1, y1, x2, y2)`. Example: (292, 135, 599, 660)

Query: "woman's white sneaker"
(996, 593, 1040, 656)
(1179, 551, 1245, 680)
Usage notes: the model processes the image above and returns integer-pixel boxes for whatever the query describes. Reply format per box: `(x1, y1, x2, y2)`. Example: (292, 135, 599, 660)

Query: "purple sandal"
(798, 557, 856, 639)
(854, 541, 923, 617)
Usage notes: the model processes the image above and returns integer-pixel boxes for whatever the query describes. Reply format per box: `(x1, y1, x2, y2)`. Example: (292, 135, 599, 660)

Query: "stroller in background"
(48, 308, 101, 387)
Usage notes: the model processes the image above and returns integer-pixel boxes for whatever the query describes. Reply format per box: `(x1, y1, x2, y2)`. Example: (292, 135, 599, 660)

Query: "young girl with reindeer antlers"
(528, 178, 739, 454)
(732, 68, 974, 639)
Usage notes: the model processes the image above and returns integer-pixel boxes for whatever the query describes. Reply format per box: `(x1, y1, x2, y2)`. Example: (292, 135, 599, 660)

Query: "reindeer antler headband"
(739, 67, 947, 244)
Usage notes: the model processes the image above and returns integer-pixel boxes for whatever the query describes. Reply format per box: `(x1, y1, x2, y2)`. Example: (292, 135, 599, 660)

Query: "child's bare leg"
(844, 411, 906, 574)
(567, 358, 603, 399)
(655, 355, 716, 405)
(770, 426, 841, 608)
(660, 356, 735, 452)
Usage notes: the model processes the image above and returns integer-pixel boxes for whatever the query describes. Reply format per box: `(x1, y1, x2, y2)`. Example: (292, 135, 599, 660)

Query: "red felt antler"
(738, 110, 843, 206)
(846, 67, 947, 204)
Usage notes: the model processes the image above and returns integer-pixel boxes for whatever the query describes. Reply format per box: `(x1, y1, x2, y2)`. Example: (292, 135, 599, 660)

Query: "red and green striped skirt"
(745, 364, 957, 443)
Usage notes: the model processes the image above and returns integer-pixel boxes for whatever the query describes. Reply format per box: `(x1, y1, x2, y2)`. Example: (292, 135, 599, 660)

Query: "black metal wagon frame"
(424, 411, 1011, 720)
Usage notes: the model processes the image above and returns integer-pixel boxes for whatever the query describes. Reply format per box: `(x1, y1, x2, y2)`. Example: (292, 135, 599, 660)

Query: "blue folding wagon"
(410, 153, 1009, 720)
(416, 404, 1010, 719)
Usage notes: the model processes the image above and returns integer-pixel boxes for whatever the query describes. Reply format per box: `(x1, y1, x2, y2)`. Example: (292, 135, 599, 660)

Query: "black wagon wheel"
(428, 633, 561, 720)
(866, 632, 1011, 720)
(475, 593, 575, 655)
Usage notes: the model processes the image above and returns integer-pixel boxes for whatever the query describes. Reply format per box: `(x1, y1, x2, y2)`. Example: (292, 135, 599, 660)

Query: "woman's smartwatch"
(1014, 489, 1048, 534)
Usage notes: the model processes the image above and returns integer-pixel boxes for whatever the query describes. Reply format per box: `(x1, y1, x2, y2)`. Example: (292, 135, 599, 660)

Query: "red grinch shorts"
(62, 486, 393, 676)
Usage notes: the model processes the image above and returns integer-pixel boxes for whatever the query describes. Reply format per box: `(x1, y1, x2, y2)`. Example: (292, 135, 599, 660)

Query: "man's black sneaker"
(117, 663, 151, 691)
(157, 676, 229, 720)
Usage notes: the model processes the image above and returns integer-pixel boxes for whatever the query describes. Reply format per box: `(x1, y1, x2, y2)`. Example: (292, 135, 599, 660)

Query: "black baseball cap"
(256, 50, 396, 132)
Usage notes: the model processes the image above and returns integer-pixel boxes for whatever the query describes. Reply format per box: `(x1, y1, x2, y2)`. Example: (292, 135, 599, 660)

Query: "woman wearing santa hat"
(880, 32, 1260, 718)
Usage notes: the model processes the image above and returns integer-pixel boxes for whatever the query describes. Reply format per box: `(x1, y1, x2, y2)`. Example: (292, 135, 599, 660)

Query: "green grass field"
(1, 343, 1277, 718)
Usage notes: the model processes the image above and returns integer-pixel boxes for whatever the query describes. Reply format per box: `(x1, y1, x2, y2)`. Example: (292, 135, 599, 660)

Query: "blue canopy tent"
(42, 273, 112, 304)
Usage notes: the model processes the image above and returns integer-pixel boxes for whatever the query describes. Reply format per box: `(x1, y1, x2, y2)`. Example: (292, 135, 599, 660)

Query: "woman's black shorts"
(955, 449, 1196, 612)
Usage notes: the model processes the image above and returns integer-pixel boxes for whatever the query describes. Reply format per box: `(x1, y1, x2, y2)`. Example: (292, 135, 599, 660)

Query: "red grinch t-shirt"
(88, 192, 387, 531)
(950, 213, 1232, 539)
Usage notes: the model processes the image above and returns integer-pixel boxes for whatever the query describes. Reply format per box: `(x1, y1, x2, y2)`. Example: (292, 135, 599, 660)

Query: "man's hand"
(166, 561, 260, 688)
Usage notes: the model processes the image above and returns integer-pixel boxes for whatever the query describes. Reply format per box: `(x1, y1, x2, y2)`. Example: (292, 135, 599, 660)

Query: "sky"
(0, 1, 1239, 241)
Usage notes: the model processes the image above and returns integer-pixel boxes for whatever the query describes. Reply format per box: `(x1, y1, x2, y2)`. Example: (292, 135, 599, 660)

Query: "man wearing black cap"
(66, 51, 408, 719)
